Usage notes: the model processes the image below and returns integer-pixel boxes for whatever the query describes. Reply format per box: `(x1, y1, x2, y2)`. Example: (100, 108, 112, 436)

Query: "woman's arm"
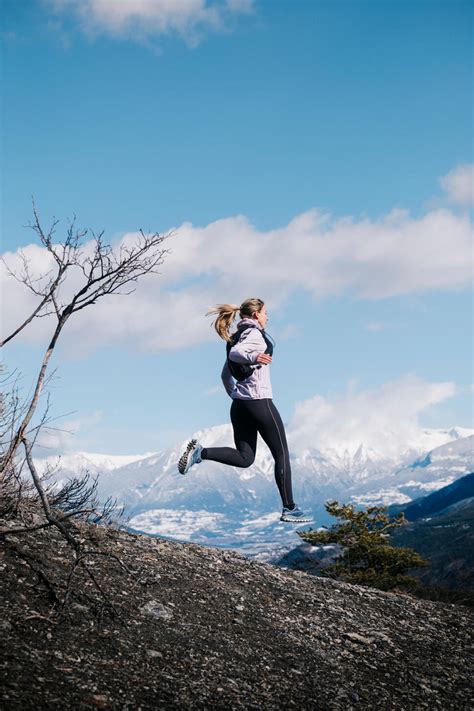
(221, 361, 235, 397)
(229, 328, 267, 364)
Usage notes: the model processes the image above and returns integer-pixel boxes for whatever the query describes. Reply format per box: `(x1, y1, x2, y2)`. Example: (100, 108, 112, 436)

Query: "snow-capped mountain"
(35, 424, 473, 557)
(34, 451, 157, 479)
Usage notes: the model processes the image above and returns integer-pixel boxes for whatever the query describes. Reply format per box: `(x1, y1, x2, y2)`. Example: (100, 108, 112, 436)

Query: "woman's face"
(255, 304, 268, 328)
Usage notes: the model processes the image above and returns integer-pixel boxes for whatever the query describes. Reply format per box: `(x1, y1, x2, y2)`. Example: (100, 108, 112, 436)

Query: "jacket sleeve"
(229, 328, 265, 364)
(221, 361, 235, 397)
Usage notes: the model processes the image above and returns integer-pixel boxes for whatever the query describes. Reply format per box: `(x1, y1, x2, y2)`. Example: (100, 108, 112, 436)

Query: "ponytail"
(206, 304, 240, 342)
(207, 297, 265, 342)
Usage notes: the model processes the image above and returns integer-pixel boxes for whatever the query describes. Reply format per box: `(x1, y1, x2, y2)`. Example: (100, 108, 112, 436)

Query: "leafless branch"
(1, 205, 171, 474)
(21, 437, 78, 548)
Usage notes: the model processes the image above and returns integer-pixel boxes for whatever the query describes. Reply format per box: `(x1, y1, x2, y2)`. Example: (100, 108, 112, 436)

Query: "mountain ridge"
(35, 426, 473, 557)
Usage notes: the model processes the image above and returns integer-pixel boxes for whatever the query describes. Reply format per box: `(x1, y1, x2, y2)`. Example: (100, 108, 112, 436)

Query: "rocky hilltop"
(1, 521, 473, 710)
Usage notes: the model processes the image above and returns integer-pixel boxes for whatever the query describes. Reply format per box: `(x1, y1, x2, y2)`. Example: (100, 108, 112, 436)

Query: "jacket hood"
(236, 318, 263, 330)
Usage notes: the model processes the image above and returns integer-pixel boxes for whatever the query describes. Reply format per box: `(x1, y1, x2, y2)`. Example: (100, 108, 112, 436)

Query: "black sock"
(285, 503, 296, 511)
(200, 448, 208, 460)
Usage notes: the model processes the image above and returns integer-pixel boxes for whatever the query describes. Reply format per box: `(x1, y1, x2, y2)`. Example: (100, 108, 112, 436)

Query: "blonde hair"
(207, 298, 265, 342)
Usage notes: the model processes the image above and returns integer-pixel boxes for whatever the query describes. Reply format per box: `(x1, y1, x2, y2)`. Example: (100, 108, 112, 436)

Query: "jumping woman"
(177, 298, 312, 523)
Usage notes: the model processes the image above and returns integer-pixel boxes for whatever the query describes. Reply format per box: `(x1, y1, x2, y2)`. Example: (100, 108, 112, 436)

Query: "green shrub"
(298, 501, 429, 591)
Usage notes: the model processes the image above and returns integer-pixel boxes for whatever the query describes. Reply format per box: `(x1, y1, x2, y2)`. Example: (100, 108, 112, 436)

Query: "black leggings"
(201, 398, 294, 509)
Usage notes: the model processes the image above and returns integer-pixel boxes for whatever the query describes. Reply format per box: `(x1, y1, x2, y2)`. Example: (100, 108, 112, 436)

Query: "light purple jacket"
(221, 318, 273, 400)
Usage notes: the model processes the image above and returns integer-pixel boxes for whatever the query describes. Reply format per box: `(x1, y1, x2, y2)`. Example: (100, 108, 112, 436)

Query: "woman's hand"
(255, 353, 272, 364)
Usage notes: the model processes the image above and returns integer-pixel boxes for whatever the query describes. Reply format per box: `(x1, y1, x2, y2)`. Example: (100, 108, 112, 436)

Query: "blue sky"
(1, 0, 473, 457)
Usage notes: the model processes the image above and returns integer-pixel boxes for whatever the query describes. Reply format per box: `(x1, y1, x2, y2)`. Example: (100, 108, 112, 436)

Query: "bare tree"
(1, 203, 170, 475)
(0, 202, 171, 546)
(0, 205, 171, 611)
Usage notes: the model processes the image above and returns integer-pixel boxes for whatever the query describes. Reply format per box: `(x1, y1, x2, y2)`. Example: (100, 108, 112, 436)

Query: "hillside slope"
(387, 472, 474, 521)
(390, 497, 474, 591)
(1, 521, 473, 710)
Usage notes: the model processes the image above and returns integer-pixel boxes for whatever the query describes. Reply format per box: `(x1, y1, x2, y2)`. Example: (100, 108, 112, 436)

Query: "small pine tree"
(297, 501, 429, 591)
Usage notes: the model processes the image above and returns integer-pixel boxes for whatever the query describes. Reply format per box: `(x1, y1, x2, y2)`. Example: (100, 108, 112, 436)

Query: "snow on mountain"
(94, 424, 280, 515)
(403, 426, 473, 457)
(34, 425, 473, 556)
(34, 451, 157, 478)
(127, 508, 301, 556)
(351, 434, 474, 506)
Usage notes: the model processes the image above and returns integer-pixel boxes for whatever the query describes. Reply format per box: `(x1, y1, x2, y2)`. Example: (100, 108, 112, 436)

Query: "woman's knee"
(237, 452, 255, 468)
(236, 445, 255, 468)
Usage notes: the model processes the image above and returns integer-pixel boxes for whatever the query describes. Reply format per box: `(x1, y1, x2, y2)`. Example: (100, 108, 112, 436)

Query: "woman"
(177, 298, 312, 523)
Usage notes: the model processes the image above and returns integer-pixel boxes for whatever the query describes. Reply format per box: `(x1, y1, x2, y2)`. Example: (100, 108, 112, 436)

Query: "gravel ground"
(1, 521, 473, 710)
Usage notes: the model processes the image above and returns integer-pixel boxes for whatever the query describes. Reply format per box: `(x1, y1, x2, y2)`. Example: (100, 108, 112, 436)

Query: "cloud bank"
(2, 165, 473, 354)
(48, 0, 254, 46)
(287, 375, 458, 459)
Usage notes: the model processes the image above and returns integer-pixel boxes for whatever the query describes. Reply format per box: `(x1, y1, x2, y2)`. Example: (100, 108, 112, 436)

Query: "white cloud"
(47, 0, 254, 46)
(1, 195, 472, 354)
(287, 375, 457, 459)
(439, 164, 474, 206)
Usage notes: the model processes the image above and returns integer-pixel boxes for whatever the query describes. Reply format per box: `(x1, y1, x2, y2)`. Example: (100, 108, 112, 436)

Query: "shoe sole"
(178, 439, 197, 475)
(280, 516, 314, 523)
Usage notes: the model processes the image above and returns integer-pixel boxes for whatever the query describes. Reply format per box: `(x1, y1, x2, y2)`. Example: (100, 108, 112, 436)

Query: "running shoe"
(280, 504, 313, 523)
(178, 439, 203, 475)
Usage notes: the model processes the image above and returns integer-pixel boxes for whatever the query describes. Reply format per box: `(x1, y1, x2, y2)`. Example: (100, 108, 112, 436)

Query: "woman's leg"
(249, 399, 295, 509)
(201, 399, 257, 468)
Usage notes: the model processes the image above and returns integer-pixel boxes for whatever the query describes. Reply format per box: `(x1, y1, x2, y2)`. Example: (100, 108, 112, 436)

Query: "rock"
(344, 632, 374, 645)
(88, 694, 109, 708)
(146, 649, 163, 659)
(71, 603, 89, 614)
(140, 600, 173, 621)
